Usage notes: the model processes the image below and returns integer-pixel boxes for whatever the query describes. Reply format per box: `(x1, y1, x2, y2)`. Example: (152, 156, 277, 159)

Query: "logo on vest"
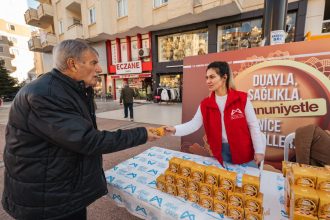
(231, 108, 244, 120)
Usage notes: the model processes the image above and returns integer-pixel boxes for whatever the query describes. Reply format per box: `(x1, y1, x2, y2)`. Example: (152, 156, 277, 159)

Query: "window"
(217, 13, 296, 52)
(0, 46, 3, 53)
(322, 0, 330, 33)
(58, 20, 64, 34)
(154, 0, 168, 8)
(7, 24, 15, 31)
(158, 29, 208, 62)
(89, 7, 96, 24)
(324, 0, 330, 21)
(117, 0, 127, 17)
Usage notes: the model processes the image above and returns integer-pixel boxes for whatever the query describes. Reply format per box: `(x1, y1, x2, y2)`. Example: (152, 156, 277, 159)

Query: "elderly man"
(2, 40, 159, 220)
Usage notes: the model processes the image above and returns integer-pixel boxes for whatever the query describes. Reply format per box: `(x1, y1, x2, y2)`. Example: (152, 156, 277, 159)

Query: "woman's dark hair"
(206, 61, 235, 89)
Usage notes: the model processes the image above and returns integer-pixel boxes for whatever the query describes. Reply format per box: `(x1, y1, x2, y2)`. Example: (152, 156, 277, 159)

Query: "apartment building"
(25, 0, 329, 100)
(0, 35, 16, 73)
(0, 18, 38, 82)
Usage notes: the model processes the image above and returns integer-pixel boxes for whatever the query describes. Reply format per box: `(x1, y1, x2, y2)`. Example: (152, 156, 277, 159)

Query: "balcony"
(28, 36, 42, 52)
(64, 0, 82, 14)
(37, 3, 54, 28)
(40, 32, 57, 52)
(36, 0, 51, 3)
(24, 8, 39, 27)
(66, 23, 83, 40)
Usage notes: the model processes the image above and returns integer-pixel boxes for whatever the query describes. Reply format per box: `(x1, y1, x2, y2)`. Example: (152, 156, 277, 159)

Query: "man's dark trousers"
(124, 103, 133, 119)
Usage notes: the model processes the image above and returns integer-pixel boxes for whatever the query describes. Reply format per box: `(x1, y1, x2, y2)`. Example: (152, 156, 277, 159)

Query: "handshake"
(146, 126, 176, 141)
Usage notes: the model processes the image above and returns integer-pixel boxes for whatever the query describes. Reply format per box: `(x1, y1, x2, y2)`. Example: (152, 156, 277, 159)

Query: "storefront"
(151, 1, 306, 102)
(105, 33, 152, 101)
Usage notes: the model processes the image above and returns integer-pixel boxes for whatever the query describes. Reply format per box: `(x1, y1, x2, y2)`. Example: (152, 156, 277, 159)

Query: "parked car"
(2, 93, 17, 102)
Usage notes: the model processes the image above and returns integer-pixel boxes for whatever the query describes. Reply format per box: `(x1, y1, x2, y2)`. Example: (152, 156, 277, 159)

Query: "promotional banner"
(182, 38, 330, 169)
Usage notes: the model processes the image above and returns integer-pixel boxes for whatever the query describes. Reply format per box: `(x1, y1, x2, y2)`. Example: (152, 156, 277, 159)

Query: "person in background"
(2, 40, 160, 220)
(120, 81, 135, 121)
(165, 61, 265, 167)
(147, 84, 152, 102)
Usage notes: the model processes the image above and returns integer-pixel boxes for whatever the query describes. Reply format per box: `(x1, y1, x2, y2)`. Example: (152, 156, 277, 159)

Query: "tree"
(0, 60, 20, 97)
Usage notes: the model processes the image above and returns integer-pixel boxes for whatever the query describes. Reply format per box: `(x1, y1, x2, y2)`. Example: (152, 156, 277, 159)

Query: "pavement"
(0, 100, 182, 220)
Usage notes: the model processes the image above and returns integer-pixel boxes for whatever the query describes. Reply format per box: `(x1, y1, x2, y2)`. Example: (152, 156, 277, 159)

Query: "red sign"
(115, 60, 142, 74)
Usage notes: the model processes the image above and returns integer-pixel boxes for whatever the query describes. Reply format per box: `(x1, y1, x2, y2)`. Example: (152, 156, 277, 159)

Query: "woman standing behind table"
(165, 61, 265, 167)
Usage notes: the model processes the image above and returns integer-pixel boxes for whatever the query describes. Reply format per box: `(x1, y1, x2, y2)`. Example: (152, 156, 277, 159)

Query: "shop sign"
(270, 30, 286, 45)
(116, 60, 142, 74)
(111, 73, 151, 79)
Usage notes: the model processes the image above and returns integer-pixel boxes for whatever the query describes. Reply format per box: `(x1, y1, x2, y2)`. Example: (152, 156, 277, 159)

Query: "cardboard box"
(165, 183, 177, 196)
(291, 212, 318, 220)
(188, 190, 200, 203)
(199, 182, 213, 197)
(242, 174, 260, 197)
(316, 169, 330, 192)
(156, 174, 166, 192)
(169, 157, 183, 173)
(282, 161, 300, 177)
(177, 186, 188, 200)
(180, 160, 193, 177)
(228, 205, 245, 220)
(213, 186, 228, 202)
(165, 169, 176, 185)
(205, 166, 222, 186)
(176, 174, 188, 188)
(228, 188, 244, 208)
(291, 167, 317, 188)
(219, 170, 237, 192)
(317, 190, 330, 220)
(213, 199, 227, 215)
(290, 185, 319, 216)
(199, 194, 214, 210)
(244, 193, 263, 214)
(187, 181, 199, 192)
(245, 208, 264, 220)
(190, 162, 206, 182)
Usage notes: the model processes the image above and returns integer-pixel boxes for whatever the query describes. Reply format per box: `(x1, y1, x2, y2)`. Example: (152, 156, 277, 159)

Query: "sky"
(0, 0, 38, 25)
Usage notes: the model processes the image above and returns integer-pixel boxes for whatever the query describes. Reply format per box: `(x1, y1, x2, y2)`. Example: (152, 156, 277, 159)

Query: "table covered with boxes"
(105, 147, 330, 220)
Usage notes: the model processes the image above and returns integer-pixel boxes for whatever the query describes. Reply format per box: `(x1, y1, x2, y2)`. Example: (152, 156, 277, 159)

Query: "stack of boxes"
(156, 157, 264, 220)
(282, 161, 330, 220)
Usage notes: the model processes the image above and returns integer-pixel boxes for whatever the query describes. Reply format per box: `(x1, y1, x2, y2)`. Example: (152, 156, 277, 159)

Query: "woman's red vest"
(200, 90, 254, 165)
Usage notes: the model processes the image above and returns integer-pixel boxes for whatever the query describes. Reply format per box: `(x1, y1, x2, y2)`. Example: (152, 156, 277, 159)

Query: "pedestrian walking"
(1, 40, 160, 220)
(120, 81, 135, 121)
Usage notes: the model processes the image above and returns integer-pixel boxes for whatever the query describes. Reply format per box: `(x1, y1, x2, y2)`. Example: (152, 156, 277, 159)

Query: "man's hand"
(254, 153, 265, 165)
(164, 126, 176, 135)
(146, 127, 161, 141)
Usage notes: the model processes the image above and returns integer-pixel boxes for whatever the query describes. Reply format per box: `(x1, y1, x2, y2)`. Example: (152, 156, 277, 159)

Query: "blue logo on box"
(124, 184, 137, 194)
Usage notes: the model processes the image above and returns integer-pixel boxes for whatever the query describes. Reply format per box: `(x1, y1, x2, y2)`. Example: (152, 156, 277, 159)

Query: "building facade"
(24, 0, 330, 100)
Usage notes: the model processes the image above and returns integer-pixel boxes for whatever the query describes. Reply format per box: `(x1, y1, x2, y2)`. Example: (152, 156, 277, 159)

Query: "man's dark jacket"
(2, 69, 148, 219)
(120, 85, 135, 104)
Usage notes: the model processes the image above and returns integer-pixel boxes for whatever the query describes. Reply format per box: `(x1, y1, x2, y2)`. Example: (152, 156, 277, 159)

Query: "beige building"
(0, 35, 16, 73)
(24, 0, 330, 97)
(0, 18, 39, 82)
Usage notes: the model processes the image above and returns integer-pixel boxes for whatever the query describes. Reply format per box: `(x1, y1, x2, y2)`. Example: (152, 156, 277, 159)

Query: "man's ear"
(67, 58, 77, 72)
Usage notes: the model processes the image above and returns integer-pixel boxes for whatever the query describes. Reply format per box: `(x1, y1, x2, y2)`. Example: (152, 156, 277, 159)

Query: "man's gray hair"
(53, 40, 98, 72)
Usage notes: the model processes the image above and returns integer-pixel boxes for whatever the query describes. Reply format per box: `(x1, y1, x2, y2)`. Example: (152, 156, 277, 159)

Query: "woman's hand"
(164, 126, 176, 135)
(254, 153, 265, 165)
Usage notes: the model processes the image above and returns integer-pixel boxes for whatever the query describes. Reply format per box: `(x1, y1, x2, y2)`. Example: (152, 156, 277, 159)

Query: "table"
(105, 147, 288, 220)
